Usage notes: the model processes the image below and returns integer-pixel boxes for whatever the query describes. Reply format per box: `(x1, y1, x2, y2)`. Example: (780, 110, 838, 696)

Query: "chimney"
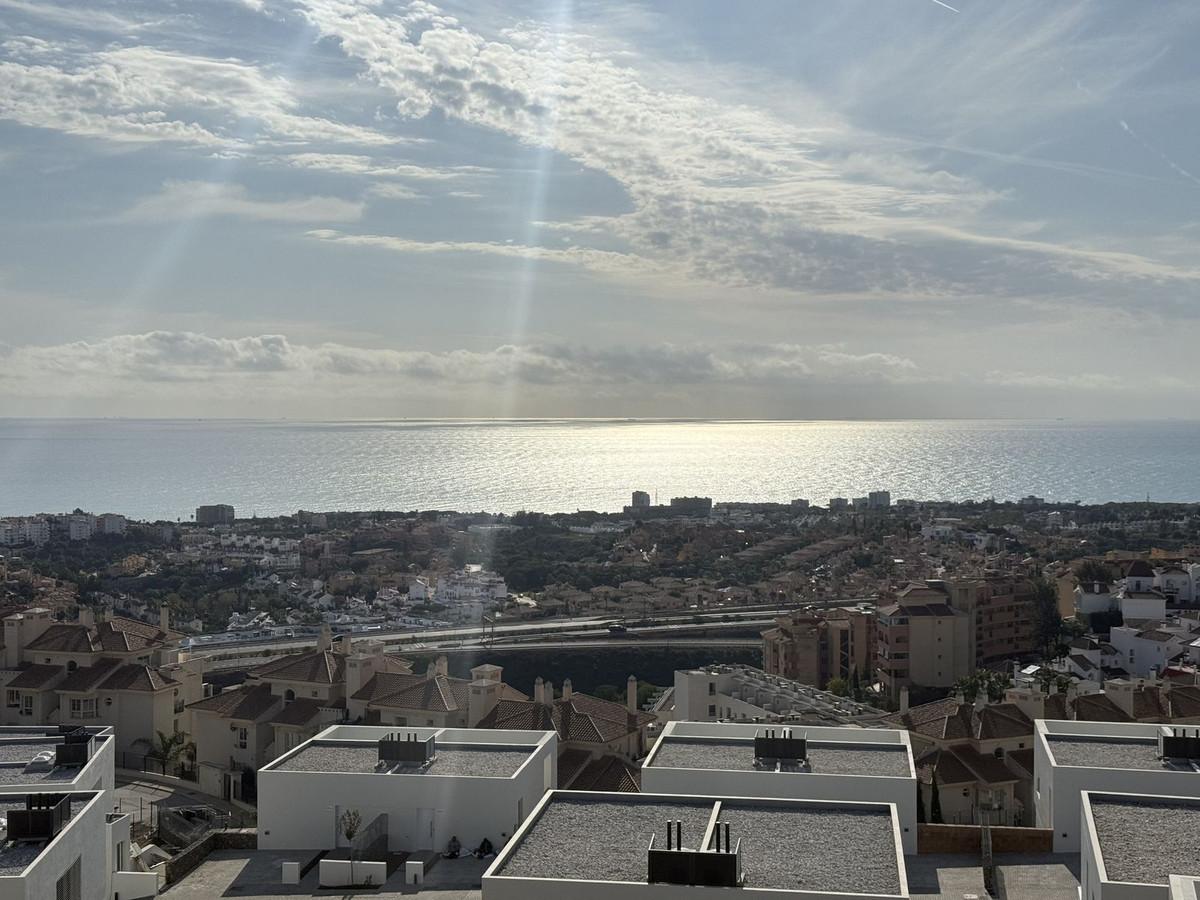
(469, 677, 500, 727)
(534, 676, 544, 705)
(627, 675, 638, 713)
(953, 689, 966, 706)
(562, 678, 573, 702)
(159, 604, 170, 634)
(974, 690, 988, 713)
(336, 634, 353, 656)
(544, 681, 554, 705)
(899, 685, 909, 715)
(77, 607, 95, 629)
(432, 655, 448, 678)
(316, 624, 332, 653)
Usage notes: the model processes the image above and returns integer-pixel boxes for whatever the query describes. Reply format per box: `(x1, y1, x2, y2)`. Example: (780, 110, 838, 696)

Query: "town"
(2, 491, 1200, 898)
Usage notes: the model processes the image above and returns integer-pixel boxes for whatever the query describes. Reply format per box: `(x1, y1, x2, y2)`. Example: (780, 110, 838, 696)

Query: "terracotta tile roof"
(6, 664, 64, 689)
(188, 684, 279, 720)
(954, 746, 1018, 785)
(477, 693, 652, 745)
(887, 699, 1032, 742)
(1043, 694, 1070, 719)
(352, 673, 468, 713)
(24, 617, 173, 656)
(270, 698, 324, 727)
(1006, 748, 1036, 775)
(254, 650, 346, 685)
(101, 664, 178, 692)
(56, 658, 122, 692)
(914, 748, 973, 786)
(1072, 693, 1133, 722)
(569, 755, 641, 793)
(556, 748, 593, 788)
(1165, 686, 1200, 718)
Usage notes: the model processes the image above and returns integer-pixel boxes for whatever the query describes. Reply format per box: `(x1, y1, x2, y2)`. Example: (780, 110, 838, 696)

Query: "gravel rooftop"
(1090, 797, 1200, 884)
(649, 738, 911, 777)
(275, 742, 531, 777)
(497, 796, 902, 894)
(0, 764, 76, 785)
(1047, 737, 1164, 770)
(497, 797, 715, 883)
(0, 741, 59, 764)
(718, 802, 901, 895)
(0, 841, 46, 875)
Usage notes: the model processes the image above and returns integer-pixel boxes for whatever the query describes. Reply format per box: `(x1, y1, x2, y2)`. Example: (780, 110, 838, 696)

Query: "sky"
(1, 0, 1199, 419)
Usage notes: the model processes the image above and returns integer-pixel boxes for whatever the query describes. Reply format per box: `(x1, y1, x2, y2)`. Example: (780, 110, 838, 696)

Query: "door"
(415, 808, 436, 851)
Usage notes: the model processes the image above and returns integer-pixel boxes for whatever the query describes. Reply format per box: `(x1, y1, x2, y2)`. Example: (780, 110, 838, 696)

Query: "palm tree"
(143, 730, 196, 777)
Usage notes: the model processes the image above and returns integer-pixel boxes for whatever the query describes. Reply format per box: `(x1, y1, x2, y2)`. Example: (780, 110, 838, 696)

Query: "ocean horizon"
(3, 417, 1199, 520)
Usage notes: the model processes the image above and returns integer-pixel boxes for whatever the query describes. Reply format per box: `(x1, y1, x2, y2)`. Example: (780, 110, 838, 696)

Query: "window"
(708, 705, 717, 717)
(236, 727, 248, 750)
(708, 683, 716, 695)
(56, 857, 81, 900)
(5, 690, 18, 709)
(69, 698, 97, 720)
(66, 660, 77, 672)
(20, 695, 33, 717)
(283, 689, 295, 706)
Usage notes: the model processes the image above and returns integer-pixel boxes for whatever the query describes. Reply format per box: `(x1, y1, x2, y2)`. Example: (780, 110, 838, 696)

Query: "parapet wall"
(917, 824, 1053, 855)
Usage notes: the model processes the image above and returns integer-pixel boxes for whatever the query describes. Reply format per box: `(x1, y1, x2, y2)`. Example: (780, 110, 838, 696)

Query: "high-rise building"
(868, 491, 891, 509)
(195, 504, 236, 526)
(630, 490, 651, 508)
(828, 497, 849, 511)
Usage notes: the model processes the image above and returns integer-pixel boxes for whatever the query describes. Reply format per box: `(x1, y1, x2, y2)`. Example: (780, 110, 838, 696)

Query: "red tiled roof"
(478, 693, 652, 745)
(101, 664, 178, 692)
(188, 684, 279, 720)
(253, 650, 346, 685)
(557, 748, 593, 788)
(569, 755, 641, 793)
(6, 664, 64, 689)
(270, 698, 324, 727)
(56, 659, 123, 692)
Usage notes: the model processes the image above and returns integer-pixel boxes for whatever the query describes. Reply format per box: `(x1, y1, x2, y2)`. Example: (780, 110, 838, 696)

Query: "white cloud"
(120, 181, 363, 223)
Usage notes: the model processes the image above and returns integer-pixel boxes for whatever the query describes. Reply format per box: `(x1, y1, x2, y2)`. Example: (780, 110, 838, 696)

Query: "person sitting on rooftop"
(472, 837, 494, 859)
(443, 836, 461, 859)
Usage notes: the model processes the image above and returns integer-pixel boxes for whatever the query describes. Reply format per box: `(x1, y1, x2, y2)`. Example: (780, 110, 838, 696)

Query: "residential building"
(0, 518, 51, 548)
(886, 692, 1037, 827)
(630, 490, 650, 508)
(876, 575, 1038, 701)
(869, 490, 892, 509)
(257, 724, 557, 853)
(1034, 719, 1200, 852)
(96, 514, 126, 536)
(483, 790, 909, 900)
(476, 674, 652, 790)
(0, 607, 199, 758)
(828, 497, 849, 511)
(1081, 790, 1200, 900)
(642, 720, 918, 853)
(0, 725, 116, 798)
(188, 628, 411, 800)
(761, 606, 874, 688)
(195, 504, 235, 526)
(1109, 620, 1198, 676)
(349, 656, 523, 729)
(672, 665, 889, 727)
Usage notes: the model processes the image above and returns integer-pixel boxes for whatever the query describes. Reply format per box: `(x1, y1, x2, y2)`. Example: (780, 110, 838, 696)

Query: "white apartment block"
(1034, 719, 1200, 852)
(1108, 621, 1197, 676)
(0, 519, 50, 548)
(483, 789, 909, 900)
(257, 725, 556, 855)
(672, 666, 887, 727)
(642, 720, 918, 853)
(0, 725, 152, 900)
(1081, 790, 1200, 900)
(96, 515, 126, 536)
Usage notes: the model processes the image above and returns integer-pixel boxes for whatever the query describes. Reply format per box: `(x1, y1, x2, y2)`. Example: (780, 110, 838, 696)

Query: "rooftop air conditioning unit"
(1160, 728, 1200, 761)
(647, 820, 741, 888)
(754, 727, 808, 764)
(55, 735, 94, 768)
(6, 794, 72, 842)
(378, 732, 436, 766)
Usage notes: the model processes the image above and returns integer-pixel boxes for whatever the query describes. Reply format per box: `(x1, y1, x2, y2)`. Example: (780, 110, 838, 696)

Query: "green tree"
(1075, 559, 1110, 585)
(826, 677, 848, 697)
(849, 666, 862, 701)
(339, 808, 363, 885)
(1030, 577, 1064, 653)
(930, 771, 944, 824)
(142, 730, 196, 777)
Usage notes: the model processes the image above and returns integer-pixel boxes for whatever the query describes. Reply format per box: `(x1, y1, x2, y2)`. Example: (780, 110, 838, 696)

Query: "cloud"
(0, 43, 393, 148)
(119, 181, 363, 223)
(0, 331, 926, 390)
(288, 0, 1200, 305)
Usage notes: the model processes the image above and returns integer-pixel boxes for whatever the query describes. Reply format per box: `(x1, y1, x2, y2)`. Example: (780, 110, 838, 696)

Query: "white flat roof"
(1084, 791, 1200, 887)
(489, 790, 907, 896)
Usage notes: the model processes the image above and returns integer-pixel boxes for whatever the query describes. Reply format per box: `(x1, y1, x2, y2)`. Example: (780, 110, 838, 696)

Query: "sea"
(1, 418, 1199, 521)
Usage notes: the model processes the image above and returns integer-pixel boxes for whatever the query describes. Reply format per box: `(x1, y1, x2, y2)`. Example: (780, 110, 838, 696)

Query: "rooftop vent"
(378, 732, 436, 767)
(22, 750, 56, 775)
(1160, 728, 1200, 761)
(55, 734, 95, 768)
(754, 727, 807, 763)
(6, 794, 72, 842)
(647, 820, 741, 888)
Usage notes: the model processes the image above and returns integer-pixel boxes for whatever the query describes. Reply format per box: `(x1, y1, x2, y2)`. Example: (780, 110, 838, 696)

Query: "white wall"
(258, 727, 556, 853)
(0, 793, 108, 900)
(642, 722, 917, 854)
(1035, 721, 1200, 852)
